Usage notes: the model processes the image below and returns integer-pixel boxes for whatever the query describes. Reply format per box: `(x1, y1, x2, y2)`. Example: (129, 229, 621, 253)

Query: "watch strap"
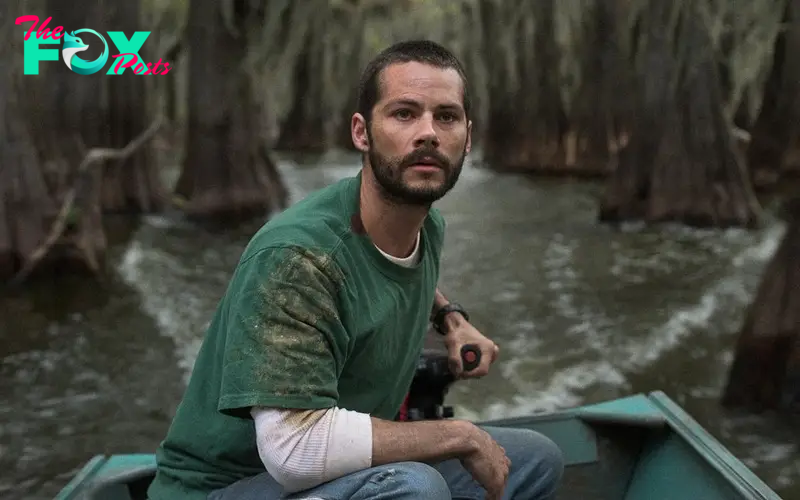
(432, 302, 469, 335)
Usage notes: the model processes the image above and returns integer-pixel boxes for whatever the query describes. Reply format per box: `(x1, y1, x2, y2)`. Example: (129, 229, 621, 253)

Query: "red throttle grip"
(461, 344, 481, 372)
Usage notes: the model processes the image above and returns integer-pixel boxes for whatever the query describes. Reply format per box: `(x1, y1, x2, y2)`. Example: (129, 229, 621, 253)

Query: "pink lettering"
(16, 15, 40, 40)
(36, 16, 61, 40)
(111, 53, 139, 73)
(151, 59, 165, 74)
(111, 53, 173, 75)
(15, 15, 63, 41)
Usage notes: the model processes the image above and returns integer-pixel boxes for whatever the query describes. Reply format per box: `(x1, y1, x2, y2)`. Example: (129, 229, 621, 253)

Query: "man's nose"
(413, 114, 440, 148)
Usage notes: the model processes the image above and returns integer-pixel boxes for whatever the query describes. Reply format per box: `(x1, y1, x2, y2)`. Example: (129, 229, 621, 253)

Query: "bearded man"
(147, 39, 564, 500)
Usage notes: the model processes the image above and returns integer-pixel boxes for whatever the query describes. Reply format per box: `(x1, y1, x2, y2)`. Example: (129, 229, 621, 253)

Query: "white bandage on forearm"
(251, 406, 373, 493)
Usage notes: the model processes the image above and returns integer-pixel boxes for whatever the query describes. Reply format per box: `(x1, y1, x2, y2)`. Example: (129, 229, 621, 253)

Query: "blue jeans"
(208, 426, 564, 499)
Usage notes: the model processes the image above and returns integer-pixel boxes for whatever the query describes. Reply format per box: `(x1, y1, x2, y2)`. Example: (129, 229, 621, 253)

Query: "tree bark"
(334, 7, 365, 152)
(783, 139, 800, 175)
(100, 0, 168, 213)
(24, 1, 106, 278)
(722, 196, 800, 412)
(479, 0, 568, 173)
(746, 0, 800, 190)
(275, 2, 367, 154)
(0, 68, 59, 282)
(564, 0, 630, 176)
(598, 0, 762, 228)
(457, 1, 487, 149)
(273, 34, 328, 153)
(174, 0, 288, 223)
(160, 34, 185, 126)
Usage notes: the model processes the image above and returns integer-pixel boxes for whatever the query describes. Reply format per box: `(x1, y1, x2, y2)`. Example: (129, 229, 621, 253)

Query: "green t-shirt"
(147, 173, 446, 500)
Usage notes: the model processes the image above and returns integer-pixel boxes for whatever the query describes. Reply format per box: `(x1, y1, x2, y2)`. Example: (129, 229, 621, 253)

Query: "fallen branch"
(8, 114, 165, 286)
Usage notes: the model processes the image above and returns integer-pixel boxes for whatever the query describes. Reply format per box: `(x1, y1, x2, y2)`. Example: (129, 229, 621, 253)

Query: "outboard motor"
(396, 344, 481, 422)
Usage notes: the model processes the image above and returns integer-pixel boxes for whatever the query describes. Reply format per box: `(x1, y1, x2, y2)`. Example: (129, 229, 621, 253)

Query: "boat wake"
(453, 221, 785, 421)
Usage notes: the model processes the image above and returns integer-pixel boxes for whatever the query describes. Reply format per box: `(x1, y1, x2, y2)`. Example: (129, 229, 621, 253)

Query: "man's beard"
(367, 132, 466, 206)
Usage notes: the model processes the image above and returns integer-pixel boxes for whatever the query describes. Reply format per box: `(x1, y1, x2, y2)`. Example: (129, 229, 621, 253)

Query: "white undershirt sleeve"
(251, 406, 373, 493)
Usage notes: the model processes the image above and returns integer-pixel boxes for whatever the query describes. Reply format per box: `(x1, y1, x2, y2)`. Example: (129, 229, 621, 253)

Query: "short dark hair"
(356, 40, 471, 124)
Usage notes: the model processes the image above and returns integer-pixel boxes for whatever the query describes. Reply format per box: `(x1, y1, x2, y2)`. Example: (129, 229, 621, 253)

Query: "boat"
(54, 389, 783, 500)
(54, 346, 784, 499)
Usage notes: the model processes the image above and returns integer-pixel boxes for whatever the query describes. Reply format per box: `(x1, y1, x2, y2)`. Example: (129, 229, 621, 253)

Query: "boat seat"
(83, 466, 155, 500)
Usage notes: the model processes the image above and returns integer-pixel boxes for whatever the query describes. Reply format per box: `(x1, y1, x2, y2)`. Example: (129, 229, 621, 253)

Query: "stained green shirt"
(147, 173, 446, 500)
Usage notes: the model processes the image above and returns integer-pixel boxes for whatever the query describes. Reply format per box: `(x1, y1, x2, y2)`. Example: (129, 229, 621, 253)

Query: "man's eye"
(439, 113, 456, 122)
(394, 109, 412, 120)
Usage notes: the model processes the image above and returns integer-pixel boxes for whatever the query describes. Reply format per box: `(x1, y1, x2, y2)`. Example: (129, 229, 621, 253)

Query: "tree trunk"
(457, 1, 487, 149)
(722, 196, 800, 412)
(1, 0, 105, 283)
(564, 0, 630, 176)
(0, 69, 60, 282)
(273, 35, 328, 153)
(598, 0, 762, 228)
(275, 2, 367, 154)
(34, 1, 106, 276)
(334, 8, 365, 152)
(746, 0, 800, 190)
(479, 0, 568, 172)
(161, 36, 185, 126)
(783, 138, 800, 175)
(174, 0, 288, 223)
(100, 0, 168, 213)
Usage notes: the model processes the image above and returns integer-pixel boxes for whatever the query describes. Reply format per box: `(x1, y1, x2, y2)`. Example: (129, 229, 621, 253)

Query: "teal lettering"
(23, 32, 60, 75)
(106, 31, 150, 74)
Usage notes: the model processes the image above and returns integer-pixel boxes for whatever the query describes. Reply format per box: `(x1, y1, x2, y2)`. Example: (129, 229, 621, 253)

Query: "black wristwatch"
(431, 302, 469, 335)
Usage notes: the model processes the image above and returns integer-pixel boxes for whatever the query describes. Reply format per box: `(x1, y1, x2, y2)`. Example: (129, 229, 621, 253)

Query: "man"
(147, 40, 564, 500)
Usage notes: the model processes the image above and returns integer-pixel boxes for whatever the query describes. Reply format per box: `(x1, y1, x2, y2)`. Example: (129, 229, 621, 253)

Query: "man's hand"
(460, 424, 510, 500)
(371, 418, 509, 498)
(441, 313, 499, 378)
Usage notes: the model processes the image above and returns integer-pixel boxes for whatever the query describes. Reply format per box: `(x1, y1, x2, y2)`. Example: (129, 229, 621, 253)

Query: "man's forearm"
(371, 417, 478, 466)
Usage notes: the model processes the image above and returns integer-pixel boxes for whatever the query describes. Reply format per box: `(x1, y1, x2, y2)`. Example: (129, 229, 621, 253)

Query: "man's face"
(356, 61, 472, 205)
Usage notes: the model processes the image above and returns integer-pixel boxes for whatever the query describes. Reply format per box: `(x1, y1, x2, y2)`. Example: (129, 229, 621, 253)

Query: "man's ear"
(351, 113, 370, 153)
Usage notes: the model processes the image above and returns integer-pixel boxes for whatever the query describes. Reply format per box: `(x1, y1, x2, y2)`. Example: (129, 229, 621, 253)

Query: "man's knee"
(528, 430, 565, 485)
(485, 427, 565, 492)
(369, 461, 451, 499)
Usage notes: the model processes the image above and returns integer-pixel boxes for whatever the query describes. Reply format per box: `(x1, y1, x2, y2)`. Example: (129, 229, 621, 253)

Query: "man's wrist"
(432, 302, 469, 335)
(442, 308, 468, 333)
(454, 420, 481, 456)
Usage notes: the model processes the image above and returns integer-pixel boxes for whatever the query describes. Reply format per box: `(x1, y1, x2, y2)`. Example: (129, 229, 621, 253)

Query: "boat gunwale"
(55, 455, 108, 500)
(474, 391, 784, 500)
(648, 391, 783, 500)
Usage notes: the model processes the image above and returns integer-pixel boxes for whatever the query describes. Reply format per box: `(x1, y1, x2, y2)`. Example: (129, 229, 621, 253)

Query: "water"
(1, 152, 797, 499)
